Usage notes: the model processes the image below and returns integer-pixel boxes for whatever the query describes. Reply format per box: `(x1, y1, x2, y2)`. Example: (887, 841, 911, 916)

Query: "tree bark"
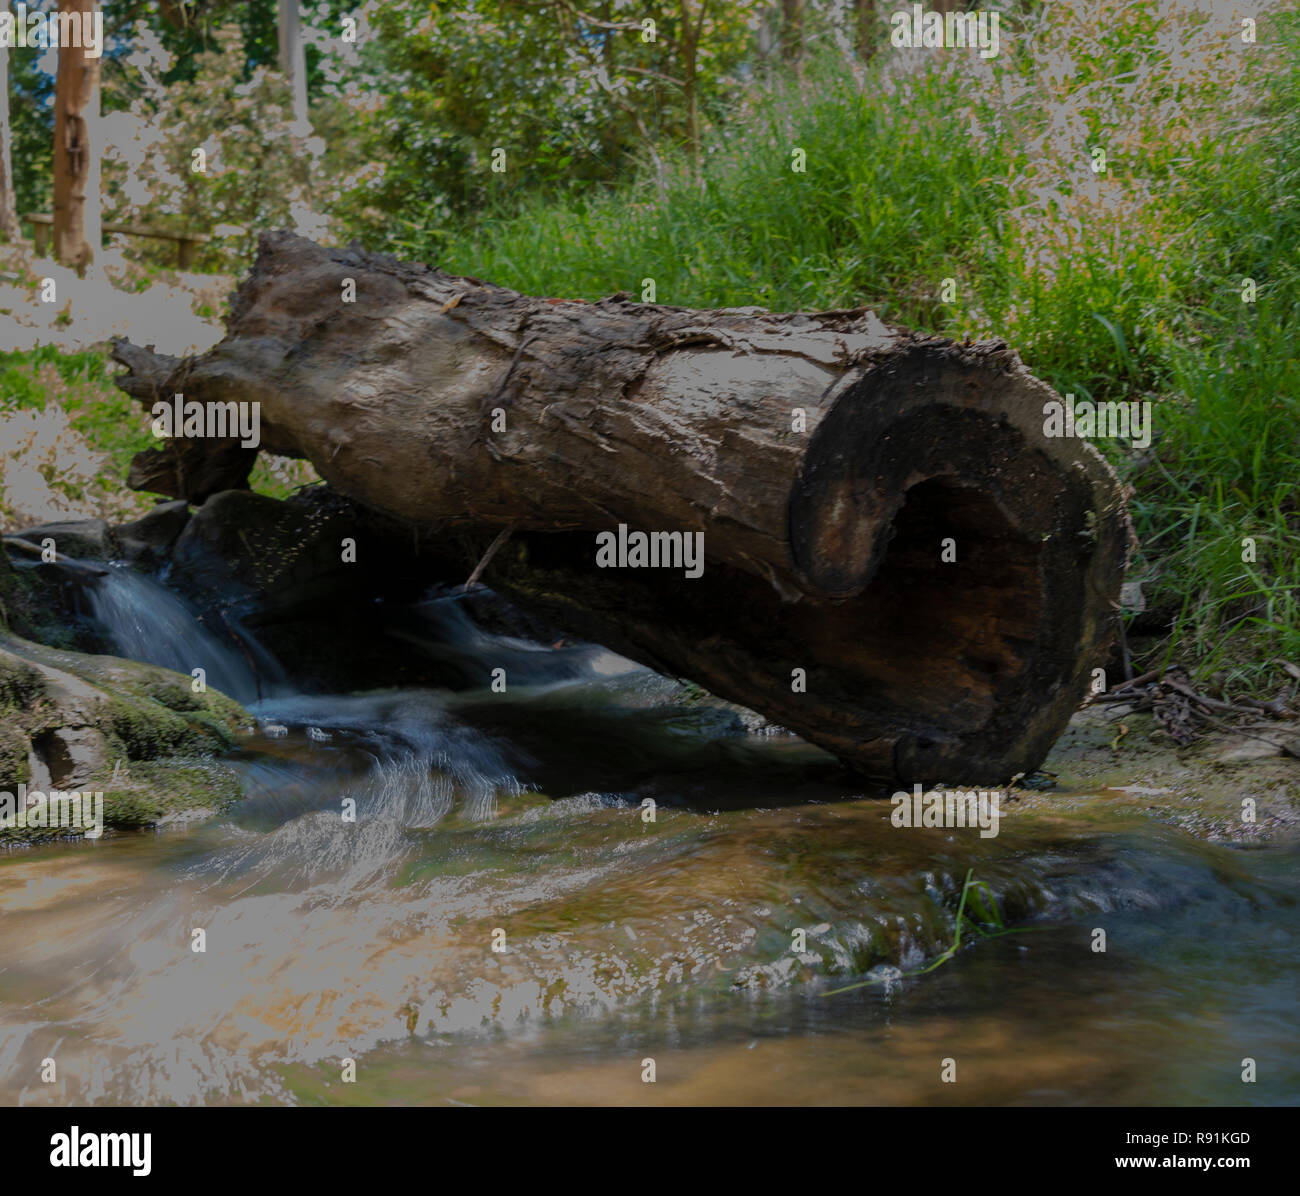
(678, 0, 703, 171)
(0, 47, 22, 241)
(111, 231, 1132, 786)
(853, 0, 876, 62)
(52, 0, 101, 274)
(781, 0, 805, 66)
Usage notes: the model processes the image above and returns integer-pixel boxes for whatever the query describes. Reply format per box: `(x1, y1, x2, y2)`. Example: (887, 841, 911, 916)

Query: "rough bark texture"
(52, 0, 101, 273)
(112, 230, 1132, 786)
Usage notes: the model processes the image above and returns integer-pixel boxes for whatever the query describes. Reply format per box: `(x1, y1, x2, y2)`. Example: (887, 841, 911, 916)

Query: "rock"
(12, 518, 116, 562)
(0, 541, 101, 652)
(1212, 739, 1282, 762)
(32, 726, 111, 788)
(114, 501, 191, 568)
(167, 488, 383, 619)
(150, 486, 446, 690)
(453, 585, 568, 645)
(0, 631, 249, 844)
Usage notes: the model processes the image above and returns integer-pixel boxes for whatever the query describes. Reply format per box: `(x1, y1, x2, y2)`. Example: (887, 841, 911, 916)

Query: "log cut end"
(782, 338, 1132, 781)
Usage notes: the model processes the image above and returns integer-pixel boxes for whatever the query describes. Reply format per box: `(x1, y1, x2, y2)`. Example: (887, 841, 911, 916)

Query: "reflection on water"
(1, 589, 1297, 1105)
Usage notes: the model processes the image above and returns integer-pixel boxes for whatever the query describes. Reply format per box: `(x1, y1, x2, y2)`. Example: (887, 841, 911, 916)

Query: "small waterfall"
(86, 565, 285, 704)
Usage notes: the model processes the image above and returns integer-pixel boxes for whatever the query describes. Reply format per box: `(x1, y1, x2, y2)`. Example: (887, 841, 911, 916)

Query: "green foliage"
(101, 24, 330, 270)
(1127, 41, 1300, 683)
(0, 345, 315, 515)
(333, 0, 764, 254)
(0, 345, 153, 473)
(6, 42, 53, 221)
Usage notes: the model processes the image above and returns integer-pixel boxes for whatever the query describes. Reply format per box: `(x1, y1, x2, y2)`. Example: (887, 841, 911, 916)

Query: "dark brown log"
(111, 231, 1132, 786)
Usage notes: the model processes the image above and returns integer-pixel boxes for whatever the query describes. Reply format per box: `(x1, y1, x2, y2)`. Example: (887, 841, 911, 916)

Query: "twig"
(464, 521, 519, 591)
(1107, 667, 1160, 695)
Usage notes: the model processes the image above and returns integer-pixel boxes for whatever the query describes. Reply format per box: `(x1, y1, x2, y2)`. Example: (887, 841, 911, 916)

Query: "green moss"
(0, 722, 30, 786)
(0, 756, 243, 845)
(0, 651, 44, 709)
(0, 549, 85, 651)
(93, 759, 243, 829)
(1, 632, 251, 845)
(102, 692, 239, 761)
(145, 679, 206, 712)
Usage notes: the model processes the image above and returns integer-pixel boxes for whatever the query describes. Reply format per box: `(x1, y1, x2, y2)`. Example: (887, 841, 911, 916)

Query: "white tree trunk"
(277, 0, 310, 132)
(0, 47, 22, 240)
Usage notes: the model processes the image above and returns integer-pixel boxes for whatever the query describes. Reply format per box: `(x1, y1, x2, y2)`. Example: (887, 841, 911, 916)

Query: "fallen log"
(111, 231, 1132, 786)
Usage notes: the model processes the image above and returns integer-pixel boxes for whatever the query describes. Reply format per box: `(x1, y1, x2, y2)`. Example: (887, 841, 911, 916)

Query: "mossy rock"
(145, 679, 207, 713)
(0, 545, 88, 651)
(91, 759, 244, 829)
(0, 721, 30, 786)
(102, 692, 241, 760)
(0, 630, 250, 844)
(0, 649, 45, 709)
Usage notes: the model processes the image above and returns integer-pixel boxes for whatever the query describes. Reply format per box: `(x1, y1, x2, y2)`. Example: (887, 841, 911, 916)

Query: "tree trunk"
(0, 47, 22, 241)
(276, 0, 310, 132)
(854, 0, 876, 62)
(781, 0, 805, 66)
(678, 0, 702, 171)
(52, 0, 101, 274)
(111, 231, 1132, 786)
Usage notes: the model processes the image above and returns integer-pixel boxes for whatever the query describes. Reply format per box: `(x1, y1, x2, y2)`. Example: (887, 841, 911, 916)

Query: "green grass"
(0, 345, 317, 525)
(0, 345, 153, 477)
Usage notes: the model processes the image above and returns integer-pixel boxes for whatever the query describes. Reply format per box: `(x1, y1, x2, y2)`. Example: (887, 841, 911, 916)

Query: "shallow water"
(1, 584, 1296, 1106)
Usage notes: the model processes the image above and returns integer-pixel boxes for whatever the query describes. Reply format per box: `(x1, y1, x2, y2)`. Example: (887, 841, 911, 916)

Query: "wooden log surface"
(111, 231, 1133, 785)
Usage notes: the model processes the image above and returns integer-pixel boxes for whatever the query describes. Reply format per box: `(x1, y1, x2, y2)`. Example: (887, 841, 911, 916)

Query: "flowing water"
(1, 575, 1297, 1105)
(84, 565, 288, 705)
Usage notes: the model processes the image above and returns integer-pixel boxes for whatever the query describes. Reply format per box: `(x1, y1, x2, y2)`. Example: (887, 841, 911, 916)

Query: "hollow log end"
(784, 337, 1132, 782)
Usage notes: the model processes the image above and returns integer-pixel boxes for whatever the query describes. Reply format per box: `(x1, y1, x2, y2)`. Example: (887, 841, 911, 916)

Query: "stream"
(1, 570, 1297, 1105)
